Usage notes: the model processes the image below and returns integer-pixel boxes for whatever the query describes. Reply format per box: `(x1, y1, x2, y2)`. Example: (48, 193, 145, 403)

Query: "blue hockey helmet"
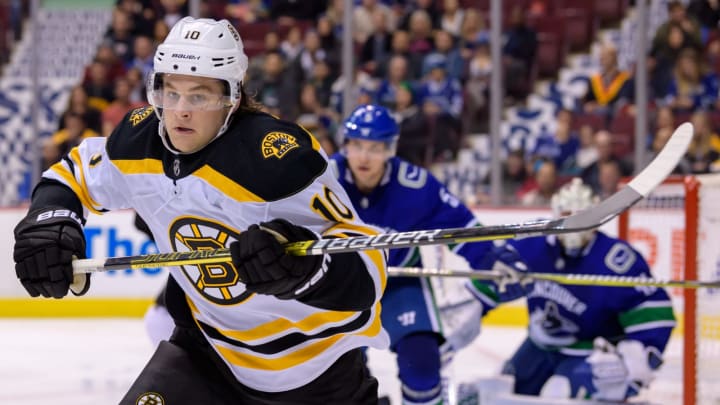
(342, 104, 399, 145)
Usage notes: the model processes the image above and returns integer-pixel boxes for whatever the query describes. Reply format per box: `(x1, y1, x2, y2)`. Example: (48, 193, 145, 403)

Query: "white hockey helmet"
(551, 178, 598, 256)
(147, 17, 249, 151)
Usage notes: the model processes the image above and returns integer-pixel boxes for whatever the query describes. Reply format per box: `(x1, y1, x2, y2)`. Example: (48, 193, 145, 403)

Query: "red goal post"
(618, 174, 720, 405)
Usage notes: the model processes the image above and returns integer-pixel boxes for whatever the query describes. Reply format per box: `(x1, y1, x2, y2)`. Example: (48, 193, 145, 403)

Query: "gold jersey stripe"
(69, 148, 102, 209)
(112, 158, 165, 174)
(50, 163, 103, 215)
(215, 302, 383, 371)
(194, 165, 265, 203)
(298, 124, 322, 152)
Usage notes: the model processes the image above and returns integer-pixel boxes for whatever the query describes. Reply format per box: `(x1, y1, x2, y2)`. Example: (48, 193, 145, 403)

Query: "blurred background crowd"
(1, 0, 720, 207)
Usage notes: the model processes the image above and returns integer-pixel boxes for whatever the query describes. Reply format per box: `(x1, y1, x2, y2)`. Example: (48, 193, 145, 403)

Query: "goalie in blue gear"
(467, 178, 676, 401)
(333, 104, 529, 405)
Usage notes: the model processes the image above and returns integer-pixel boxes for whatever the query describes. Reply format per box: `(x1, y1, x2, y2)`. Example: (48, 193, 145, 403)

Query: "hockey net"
(618, 174, 720, 405)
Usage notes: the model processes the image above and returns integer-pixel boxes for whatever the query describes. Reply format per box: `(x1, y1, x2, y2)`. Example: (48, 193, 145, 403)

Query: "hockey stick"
(71, 122, 693, 274)
(388, 266, 720, 289)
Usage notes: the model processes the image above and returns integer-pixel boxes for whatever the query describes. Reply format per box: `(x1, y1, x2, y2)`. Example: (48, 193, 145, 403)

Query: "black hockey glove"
(13, 207, 89, 298)
(231, 219, 329, 300)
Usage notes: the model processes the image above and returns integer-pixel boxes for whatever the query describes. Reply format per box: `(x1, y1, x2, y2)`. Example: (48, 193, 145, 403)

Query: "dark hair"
(233, 84, 263, 115)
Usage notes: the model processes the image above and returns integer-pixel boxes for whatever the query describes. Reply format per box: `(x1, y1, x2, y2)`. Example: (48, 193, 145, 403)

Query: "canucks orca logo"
(169, 217, 252, 305)
(529, 301, 580, 347)
(261, 132, 299, 159)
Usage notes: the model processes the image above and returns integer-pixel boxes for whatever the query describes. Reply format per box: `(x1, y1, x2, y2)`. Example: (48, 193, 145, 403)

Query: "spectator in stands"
(520, 160, 558, 207)
(440, 0, 465, 38)
(597, 160, 622, 200)
(398, 0, 440, 31)
(426, 30, 464, 81)
(551, 109, 581, 175)
(653, 106, 676, 135)
(316, 16, 341, 72)
(116, 0, 156, 37)
(457, 9, 487, 52)
(581, 130, 632, 195)
(501, 148, 529, 205)
(393, 83, 419, 125)
(101, 78, 147, 136)
(280, 26, 304, 63)
(406, 9, 435, 59)
(125, 66, 147, 104)
(83, 60, 115, 110)
(649, 22, 703, 99)
(359, 8, 394, 78)
(322, 0, 346, 40)
(104, 8, 136, 64)
(93, 42, 127, 84)
(44, 113, 100, 170)
(643, 126, 679, 172)
(297, 29, 327, 81)
(464, 37, 492, 134)
(583, 44, 633, 117)
(127, 35, 155, 83)
(376, 54, 412, 110)
(676, 110, 720, 173)
(246, 31, 281, 84)
(653, 1, 702, 52)
(503, 6, 537, 102)
(305, 59, 336, 109)
(387, 29, 425, 80)
(664, 48, 719, 112)
(270, 0, 327, 26)
(353, 0, 396, 45)
(576, 124, 598, 170)
(60, 86, 103, 134)
(244, 51, 300, 119)
(153, 19, 170, 43)
(296, 83, 338, 155)
(416, 54, 463, 125)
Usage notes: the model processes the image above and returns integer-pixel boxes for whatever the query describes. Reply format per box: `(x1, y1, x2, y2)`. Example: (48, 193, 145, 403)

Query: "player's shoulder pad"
(105, 106, 163, 161)
(595, 232, 644, 275)
(211, 112, 328, 201)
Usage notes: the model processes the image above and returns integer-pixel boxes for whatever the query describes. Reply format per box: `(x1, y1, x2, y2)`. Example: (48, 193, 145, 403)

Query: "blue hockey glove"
(467, 244, 532, 305)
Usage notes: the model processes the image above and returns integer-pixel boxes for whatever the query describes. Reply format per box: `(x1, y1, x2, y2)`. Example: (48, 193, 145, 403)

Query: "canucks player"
(468, 179, 676, 401)
(332, 104, 528, 405)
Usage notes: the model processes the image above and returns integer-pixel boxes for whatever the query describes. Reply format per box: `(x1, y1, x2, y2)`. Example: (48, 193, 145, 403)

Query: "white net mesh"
(695, 174, 720, 404)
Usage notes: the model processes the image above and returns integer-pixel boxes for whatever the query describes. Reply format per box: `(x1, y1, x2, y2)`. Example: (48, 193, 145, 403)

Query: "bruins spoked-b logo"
(136, 392, 164, 405)
(169, 217, 251, 305)
(261, 131, 299, 159)
(129, 106, 154, 126)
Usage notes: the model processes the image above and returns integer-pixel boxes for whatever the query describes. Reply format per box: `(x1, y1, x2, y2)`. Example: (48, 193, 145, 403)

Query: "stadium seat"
(609, 114, 635, 158)
(571, 113, 606, 132)
(534, 32, 565, 79)
(594, 0, 627, 25)
(557, 8, 594, 51)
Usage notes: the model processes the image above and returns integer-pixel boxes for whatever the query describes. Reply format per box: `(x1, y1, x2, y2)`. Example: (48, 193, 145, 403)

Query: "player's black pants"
(120, 326, 379, 405)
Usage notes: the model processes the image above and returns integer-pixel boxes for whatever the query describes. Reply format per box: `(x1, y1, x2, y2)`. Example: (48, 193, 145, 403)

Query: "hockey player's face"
(345, 139, 389, 191)
(161, 75, 231, 153)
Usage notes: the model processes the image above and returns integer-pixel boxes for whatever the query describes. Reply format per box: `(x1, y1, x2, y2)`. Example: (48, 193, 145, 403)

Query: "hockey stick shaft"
(70, 123, 693, 273)
(388, 266, 720, 289)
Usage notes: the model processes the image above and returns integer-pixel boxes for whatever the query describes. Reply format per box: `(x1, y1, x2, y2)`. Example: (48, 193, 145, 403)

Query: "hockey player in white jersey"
(468, 179, 676, 401)
(12, 17, 389, 404)
(332, 104, 530, 405)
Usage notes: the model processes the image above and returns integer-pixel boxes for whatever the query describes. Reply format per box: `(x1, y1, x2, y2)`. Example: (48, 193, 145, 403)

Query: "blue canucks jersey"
(507, 232, 675, 355)
(331, 154, 494, 347)
(330, 154, 493, 269)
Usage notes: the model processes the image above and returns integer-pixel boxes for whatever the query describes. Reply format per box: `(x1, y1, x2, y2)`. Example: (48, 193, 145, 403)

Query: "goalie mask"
(551, 178, 598, 257)
(147, 17, 249, 153)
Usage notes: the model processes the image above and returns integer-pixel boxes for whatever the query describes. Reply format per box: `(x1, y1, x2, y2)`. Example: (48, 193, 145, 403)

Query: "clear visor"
(344, 139, 397, 160)
(148, 74, 233, 111)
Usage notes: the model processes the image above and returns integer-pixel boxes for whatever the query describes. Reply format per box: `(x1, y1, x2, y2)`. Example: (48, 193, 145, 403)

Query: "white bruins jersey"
(43, 107, 389, 392)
